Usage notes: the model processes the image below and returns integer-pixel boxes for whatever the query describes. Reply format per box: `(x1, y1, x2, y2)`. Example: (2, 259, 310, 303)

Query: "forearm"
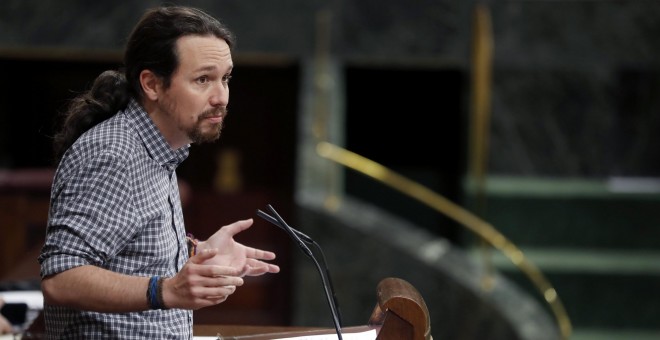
(41, 265, 149, 313)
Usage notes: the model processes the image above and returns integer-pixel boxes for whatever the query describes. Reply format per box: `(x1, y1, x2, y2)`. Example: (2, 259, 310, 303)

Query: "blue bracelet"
(147, 275, 161, 309)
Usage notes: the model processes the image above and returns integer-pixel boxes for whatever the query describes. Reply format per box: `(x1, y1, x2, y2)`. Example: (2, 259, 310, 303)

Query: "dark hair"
(52, 6, 235, 163)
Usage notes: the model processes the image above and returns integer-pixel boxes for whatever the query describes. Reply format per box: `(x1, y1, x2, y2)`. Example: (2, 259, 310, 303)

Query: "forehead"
(175, 35, 232, 71)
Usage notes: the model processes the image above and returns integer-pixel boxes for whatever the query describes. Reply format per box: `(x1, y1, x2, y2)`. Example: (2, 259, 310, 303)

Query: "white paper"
(272, 329, 377, 340)
(193, 329, 377, 340)
(0, 290, 44, 310)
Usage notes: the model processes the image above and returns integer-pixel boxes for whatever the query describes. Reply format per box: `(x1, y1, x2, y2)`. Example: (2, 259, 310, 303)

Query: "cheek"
(173, 91, 204, 123)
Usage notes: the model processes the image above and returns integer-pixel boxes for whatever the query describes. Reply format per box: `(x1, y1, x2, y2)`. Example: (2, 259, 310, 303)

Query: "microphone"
(257, 204, 343, 340)
(256, 208, 343, 326)
(256, 208, 314, 249)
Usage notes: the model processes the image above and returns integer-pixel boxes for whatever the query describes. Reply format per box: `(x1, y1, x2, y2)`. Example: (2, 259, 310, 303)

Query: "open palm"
(198, 219, 280, 276)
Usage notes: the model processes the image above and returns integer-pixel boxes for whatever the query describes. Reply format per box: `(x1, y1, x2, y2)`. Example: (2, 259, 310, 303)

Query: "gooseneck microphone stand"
(257, 204, 343, 340)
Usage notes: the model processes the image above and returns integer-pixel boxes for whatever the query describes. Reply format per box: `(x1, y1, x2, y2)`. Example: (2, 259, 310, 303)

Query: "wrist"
(146, 276, 168, 310)
(158, 277, 169, 309)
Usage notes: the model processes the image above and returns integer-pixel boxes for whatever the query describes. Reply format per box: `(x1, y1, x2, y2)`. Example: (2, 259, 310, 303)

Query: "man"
(0, 298, 12, 334)
(38, 6, 280, 339)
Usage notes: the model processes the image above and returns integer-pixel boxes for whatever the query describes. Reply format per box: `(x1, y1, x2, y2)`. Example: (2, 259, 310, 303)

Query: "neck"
(141, 99, 189, 149)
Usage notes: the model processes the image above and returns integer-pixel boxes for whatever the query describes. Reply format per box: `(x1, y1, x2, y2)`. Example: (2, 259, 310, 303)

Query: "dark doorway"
(344, 65, 467, 244)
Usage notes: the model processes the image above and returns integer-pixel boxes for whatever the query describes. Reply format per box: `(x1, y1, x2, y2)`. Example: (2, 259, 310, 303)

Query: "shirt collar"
(125, 98, 190, 170)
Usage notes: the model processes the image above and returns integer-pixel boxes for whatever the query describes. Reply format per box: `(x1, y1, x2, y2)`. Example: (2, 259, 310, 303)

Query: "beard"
(188, 106, 228, 144)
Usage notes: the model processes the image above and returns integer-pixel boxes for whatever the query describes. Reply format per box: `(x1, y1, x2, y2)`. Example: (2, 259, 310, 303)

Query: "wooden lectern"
(368, 277, 431, 340)
(194, 277, 431, 340)
(23, 277, 430, 340)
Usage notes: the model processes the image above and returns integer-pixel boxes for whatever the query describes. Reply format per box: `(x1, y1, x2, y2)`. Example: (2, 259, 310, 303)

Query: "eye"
(222, 74, 232, 84)
(197, 76, 209, 84)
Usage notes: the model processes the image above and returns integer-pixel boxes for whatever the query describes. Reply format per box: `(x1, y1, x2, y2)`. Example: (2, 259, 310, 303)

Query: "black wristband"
(156, 276, 167, 309)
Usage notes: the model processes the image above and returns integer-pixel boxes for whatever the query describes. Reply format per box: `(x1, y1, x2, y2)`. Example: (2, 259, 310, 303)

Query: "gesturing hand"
(197, 219, 280, 277)
(165, 249, 245, 309)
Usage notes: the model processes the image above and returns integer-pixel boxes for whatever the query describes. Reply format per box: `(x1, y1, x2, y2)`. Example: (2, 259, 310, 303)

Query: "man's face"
(156, 35, 233, 148)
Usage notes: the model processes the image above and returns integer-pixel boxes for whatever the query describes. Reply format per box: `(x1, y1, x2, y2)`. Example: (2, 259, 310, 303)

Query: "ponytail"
(52, 70, 129, 163)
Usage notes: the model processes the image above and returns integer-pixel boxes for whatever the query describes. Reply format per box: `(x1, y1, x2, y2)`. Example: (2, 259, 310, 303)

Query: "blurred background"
(0, 1, 659, 339)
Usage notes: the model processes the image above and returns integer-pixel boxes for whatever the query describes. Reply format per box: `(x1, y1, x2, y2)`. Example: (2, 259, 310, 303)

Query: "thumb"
(190, 248, 218, 264)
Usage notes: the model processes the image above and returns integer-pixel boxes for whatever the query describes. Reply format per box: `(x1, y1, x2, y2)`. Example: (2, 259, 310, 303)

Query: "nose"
(210, 81, 229, 107)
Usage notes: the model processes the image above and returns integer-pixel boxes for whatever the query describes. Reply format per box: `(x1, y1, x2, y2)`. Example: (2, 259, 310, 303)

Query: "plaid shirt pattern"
(39, 98, 193, 339)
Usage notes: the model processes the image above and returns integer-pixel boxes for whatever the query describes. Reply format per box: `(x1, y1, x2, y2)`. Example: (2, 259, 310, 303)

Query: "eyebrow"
(196, 64, 233, 74)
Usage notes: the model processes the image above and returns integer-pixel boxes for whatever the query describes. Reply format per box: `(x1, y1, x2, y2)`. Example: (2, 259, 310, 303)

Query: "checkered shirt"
(39, 98, 193, 339)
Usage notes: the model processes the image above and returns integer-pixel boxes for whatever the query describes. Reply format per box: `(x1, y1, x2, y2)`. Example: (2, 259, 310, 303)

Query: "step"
(570, 328, 660, 340)
(463, 176, 660, 249)
(468, 247, 660, 331)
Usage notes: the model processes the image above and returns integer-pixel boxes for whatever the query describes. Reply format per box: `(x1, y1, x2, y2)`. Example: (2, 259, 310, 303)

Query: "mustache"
(199, 106, 228, 119)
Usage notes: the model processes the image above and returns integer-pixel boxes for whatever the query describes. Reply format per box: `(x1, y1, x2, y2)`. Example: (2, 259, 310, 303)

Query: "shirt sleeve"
(40, 151, 137, 278)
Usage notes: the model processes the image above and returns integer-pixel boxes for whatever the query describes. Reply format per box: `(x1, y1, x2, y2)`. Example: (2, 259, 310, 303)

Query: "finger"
(244, 246, 277, 260)
(189, 276, 242, 301)
(218, 218, 253, 237)
(205, 296, 229, 302)
(246, 258, 279, 272)
(206, 285, 236, 298)
(267, 263, 280, 273)
(210, 274, 244, 287)
(243, 266, 267, 277)
(190, 248, 218, 264)
(244, 259, 280, 276)
(201, 283, 238, 301)
(198, 264, 245, 281)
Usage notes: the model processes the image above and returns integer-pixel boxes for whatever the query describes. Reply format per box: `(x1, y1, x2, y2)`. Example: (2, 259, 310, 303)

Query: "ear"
(139, 70, 161, 101)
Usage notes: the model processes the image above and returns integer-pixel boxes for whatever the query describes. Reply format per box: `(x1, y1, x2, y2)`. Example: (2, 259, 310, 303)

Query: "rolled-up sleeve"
(40, 152, 135, 278)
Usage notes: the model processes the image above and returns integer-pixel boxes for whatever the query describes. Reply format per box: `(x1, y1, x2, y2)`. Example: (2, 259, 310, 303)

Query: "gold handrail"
(315, 141, 572, 340)
(469, 0, 497, 305)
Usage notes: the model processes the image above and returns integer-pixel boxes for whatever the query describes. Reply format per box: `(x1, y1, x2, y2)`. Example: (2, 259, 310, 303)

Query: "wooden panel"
(0, 168, 53, 279)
